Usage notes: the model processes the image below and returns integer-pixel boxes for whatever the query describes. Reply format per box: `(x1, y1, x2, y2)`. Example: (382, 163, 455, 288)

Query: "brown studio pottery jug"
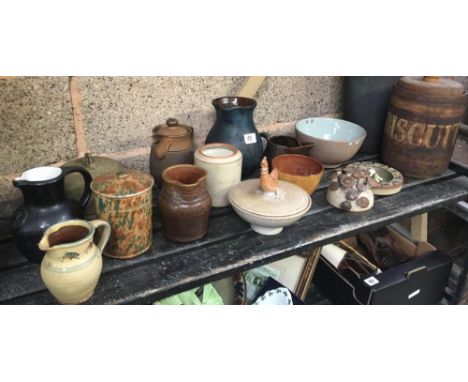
(158, 165, 211, 243)
(149, 118, 195, 187)
(12, 166, 92, 263)
(382, 76, 468, 178)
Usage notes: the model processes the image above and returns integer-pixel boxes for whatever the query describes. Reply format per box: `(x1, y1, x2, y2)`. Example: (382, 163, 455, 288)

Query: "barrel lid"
(398, 76, 465, 96)
(91, 169, 154, 198)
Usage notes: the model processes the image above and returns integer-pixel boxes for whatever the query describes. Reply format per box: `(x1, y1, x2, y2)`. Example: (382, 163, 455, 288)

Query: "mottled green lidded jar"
(91, 169, 154, 259)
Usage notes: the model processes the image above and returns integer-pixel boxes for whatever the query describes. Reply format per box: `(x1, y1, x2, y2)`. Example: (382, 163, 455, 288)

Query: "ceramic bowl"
(272, 154, 324, 195)
(295, 118, 366, 167)
(228, 179, 312, 235)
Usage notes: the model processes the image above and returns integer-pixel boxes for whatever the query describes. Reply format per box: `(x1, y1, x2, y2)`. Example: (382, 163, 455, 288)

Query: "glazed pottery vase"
(39, 219, 110, 304)
(158, 165, 211, 242)
(149, 118, 194, 187)
(194, 143, 242, 207)
(205, 96, 263, 178)
(91, 170, 154, 259)
(12, 166, 92, 263)
(62, 153, 124, 219)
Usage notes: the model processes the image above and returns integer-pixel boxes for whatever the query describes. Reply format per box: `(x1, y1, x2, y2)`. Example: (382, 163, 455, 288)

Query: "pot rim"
(40, 219, 95, 251)
(161, 164, 208, 188)
(196, 142, 241, 160)
(272, 154, 324, 177)
(212, 96, 257, 109)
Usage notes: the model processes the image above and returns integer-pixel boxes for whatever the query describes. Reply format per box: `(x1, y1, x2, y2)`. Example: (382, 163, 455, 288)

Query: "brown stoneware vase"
(158, 165, 211, 242)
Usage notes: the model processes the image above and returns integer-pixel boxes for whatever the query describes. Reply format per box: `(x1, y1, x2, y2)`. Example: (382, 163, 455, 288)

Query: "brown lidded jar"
(158, 164, 211, 243)
(149, 118, 194, 187)
(91, 169, 154, 259)
(382, 76, 468, 178)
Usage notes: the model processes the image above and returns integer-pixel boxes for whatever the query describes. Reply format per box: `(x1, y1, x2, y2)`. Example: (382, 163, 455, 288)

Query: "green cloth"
(154, 284, 224, 305)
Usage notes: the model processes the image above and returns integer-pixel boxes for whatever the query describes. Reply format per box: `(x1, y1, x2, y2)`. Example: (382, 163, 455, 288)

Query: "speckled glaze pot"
(158, 165, 211, 242)
(91, 170, 154, 259)
(39, 219, 110, 304)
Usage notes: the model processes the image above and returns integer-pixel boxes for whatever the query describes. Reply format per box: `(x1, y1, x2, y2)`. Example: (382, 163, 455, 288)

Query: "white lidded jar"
(194, 143, 242, 207)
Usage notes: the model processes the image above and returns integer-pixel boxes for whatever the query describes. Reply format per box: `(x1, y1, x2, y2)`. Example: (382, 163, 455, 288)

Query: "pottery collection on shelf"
(10, 80, 459, 303)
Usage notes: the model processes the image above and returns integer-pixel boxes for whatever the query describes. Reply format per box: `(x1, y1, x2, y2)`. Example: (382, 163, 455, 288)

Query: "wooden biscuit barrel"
(382, 76, 467, 178)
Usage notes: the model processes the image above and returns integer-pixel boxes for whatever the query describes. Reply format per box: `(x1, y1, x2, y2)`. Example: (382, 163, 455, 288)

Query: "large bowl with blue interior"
(295, 118, 366, 167)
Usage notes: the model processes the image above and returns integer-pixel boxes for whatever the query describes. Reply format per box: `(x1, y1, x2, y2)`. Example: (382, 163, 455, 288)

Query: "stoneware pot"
(272, 154, 324, 195)
(159, 165, 211, 242)
(149, 118, 195, 187)
(91, 170, 154, 259)
(295, 117, 366, 168)
(264, 135, 314, 167)
(62, 153, 124, 219)
(205, 96, 263, 178)
(194, 143, 242, 207)
(326, 168, 374, 212)
(12, 166, 92, 263)
(38, 219, 110, 304)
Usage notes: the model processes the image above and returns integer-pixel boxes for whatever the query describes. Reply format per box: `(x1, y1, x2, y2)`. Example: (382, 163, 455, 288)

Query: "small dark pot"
(264, 135, 314, 167)
(158, 165, 211, 242)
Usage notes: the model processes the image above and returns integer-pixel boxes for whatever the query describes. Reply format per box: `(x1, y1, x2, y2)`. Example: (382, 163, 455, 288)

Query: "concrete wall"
(0, 76, 344, 218)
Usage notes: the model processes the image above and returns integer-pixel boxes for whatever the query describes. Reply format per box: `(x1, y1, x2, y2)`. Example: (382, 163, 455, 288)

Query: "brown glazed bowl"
(272, 154, 324, 195)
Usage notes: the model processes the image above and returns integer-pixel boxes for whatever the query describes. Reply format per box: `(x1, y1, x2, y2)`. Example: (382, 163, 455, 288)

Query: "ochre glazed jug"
(39, 219, 111, 304)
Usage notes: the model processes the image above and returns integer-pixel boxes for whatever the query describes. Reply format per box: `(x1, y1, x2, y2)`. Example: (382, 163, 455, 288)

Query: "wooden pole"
(69, 76, 88, 157)
(237, 76, 266, 98)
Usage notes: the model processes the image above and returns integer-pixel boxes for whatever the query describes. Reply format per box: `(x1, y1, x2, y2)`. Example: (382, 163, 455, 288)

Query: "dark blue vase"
(206, 97, 263, 178)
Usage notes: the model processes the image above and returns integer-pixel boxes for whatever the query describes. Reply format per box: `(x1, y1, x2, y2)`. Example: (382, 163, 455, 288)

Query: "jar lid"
(398, 76, 465, 96)
(228, 179, 311, 218)
(153, 118, 193, 138)
(91, 169, 154, 198)
(62, 153, 123, 176)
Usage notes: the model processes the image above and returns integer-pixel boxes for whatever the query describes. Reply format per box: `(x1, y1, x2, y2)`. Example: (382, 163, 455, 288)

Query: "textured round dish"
(295, 117, 366, 168)
(272, 154, 324, 195)
(228, 179, 311, 235)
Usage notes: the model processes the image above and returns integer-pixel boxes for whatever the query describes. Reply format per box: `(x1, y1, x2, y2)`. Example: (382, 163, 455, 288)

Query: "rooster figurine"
(260, 156, 279, 194)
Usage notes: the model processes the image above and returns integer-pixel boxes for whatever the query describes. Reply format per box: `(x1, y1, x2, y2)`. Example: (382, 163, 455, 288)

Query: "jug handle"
(61, 166, 93, 209)
(154, 138, 172, 160)
(89, 220, 111, 253)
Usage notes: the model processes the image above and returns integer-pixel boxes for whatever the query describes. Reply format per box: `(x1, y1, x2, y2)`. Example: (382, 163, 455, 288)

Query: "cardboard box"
(313, 228, 453, 305)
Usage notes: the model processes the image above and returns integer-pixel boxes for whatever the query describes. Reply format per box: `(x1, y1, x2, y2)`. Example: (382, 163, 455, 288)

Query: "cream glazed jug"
(38, 219, 111, 304)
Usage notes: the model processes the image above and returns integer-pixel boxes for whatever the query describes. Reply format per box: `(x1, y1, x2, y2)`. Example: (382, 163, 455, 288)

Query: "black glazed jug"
(205, 96, 263, 178)
(12, 166, 92, 263)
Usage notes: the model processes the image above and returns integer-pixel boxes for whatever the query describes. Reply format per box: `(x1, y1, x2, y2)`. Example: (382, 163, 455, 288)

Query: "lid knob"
(166, 118, 179, 127)
(423, 76, 439, 83)
(85, 152, 95, 166)
(117, 171, 128, 179)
